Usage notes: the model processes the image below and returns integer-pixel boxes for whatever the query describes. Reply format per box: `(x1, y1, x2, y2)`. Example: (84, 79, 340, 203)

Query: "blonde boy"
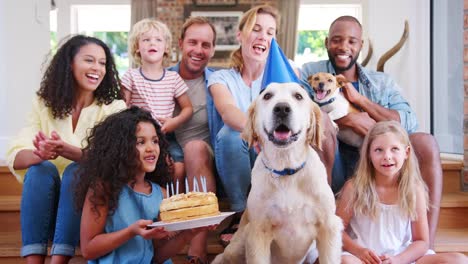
(122, 18, 192, 185)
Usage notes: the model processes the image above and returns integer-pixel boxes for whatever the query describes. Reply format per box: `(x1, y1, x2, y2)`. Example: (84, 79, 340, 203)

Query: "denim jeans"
(331, 140, 360, 193)
(166, 132, 184, 163)
(20, 161, 81, 257)
(214, 125, 256, 212)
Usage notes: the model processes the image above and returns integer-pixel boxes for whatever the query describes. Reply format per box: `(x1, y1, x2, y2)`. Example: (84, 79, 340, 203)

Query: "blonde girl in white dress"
(336, 121, 467, 264)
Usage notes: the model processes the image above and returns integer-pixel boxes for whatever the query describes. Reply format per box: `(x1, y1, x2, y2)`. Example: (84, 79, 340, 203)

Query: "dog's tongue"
(274, 131, 291, 140)
(315, 90, 327, 100)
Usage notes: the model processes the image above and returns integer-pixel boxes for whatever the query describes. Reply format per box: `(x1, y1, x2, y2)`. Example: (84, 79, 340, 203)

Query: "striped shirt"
(121, 68, 188, 119)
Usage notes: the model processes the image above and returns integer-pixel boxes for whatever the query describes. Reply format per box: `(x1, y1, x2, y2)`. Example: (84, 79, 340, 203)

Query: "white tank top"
(346, 203, 412, 255)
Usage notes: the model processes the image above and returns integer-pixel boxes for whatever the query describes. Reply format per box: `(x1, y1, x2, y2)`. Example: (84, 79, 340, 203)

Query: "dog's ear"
(241, 100, 258, 147)
(335, 74, 348, 87)
(307, 101, 323, 150)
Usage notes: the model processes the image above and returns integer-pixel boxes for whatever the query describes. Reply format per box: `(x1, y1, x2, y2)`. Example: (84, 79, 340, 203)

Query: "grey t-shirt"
(174, 75, 210, 147)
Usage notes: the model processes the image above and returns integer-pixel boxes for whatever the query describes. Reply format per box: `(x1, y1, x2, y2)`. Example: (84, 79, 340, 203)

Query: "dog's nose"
(318, 82, 325, 89)
(273, 103, 291, 118)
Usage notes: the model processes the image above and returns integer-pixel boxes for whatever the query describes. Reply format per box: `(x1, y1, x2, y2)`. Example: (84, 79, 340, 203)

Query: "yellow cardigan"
(6, 96, 126, 183)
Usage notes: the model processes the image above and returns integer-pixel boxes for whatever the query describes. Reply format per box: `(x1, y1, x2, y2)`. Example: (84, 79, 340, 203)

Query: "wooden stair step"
(438, 207, 468, 229)
(0, 232, 21, 255)
(441, 159, 464, 194)
(0, 196, 20, 212)
(0, 212, 20, 233)
(438, 192, 468, 229)
(441, 158, 464, 171)
(434, 228, 468, 253)
(441, 192, 468, 207)
(443, 169, 463, 193)
(0, 166, 22, 196)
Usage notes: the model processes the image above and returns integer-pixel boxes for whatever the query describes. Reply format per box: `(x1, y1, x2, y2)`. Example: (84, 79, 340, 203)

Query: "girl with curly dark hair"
(6, 35, 126, 263)
(76, 107, 206, 263)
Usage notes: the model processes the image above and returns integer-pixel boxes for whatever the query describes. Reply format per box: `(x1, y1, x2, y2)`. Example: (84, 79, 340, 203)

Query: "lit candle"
(171, 182, 174, 197)
(176, 180, 179, 195)
(185, 178, 189, 193)
(201, 176, 206, 192)
(194, 177, 199, 192)
(166, 183, 169, 198)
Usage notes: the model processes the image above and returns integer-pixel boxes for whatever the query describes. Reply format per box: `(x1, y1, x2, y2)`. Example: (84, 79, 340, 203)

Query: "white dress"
(343, 203, 434, 260)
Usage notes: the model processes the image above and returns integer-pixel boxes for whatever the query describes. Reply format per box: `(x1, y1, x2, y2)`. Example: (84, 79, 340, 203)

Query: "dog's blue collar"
(315, 97, 335, 107)
(262, 159, 306, 176)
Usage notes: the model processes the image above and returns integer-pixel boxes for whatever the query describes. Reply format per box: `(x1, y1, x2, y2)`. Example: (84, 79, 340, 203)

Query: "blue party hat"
(261, 38, 300, 91)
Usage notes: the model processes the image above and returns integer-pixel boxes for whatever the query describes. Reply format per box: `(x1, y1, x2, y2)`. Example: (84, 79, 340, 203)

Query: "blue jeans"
(166, 132, 184, 162)
(331, 141, 360, 193)
(214, 125, 256, 212)
(20, 161, 81, 257)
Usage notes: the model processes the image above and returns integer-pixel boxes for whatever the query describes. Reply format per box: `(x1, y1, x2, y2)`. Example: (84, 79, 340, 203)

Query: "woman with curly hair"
(6, 35, 126, 263)
(76, 106, 208, 263)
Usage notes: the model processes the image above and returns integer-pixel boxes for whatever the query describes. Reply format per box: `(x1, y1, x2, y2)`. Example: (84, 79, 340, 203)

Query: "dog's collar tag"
(315, 97, 336, 107)
(262, 159, 306, 176)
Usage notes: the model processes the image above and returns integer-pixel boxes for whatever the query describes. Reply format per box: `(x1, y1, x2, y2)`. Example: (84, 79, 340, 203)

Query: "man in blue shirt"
(301, 15, 442, 249)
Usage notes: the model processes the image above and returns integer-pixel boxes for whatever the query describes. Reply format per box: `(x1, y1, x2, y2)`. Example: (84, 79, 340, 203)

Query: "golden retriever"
(308, 72, 363, 147)
(212, 82, 343, 264)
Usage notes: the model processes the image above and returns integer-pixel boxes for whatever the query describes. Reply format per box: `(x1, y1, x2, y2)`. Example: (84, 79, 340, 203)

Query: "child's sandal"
(219, 219, 240, 248)
(186, 255, 206, 264)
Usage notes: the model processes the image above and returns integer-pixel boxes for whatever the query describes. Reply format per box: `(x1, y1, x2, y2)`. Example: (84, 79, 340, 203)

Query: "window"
(294, 2, 362, 67)
(70, 4, 130, 74)
(50, 8, 58, 53)
(50, 3, 131, 75)
(431, 0, 463, 154)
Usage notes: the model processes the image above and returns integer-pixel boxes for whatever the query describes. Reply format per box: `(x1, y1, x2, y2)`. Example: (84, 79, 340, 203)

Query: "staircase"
(435, 159, 468, 253)
(1, 159, 467, 263)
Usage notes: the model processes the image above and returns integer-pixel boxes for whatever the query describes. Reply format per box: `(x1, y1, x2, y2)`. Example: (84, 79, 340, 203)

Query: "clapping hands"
(32, 130, 64, 160)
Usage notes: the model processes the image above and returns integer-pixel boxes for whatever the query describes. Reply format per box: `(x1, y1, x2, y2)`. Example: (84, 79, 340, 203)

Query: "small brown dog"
(308, 72, 363, 147)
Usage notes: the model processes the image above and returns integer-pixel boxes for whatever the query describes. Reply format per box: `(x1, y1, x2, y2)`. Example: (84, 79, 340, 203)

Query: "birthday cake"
(159, 192, 220, 222)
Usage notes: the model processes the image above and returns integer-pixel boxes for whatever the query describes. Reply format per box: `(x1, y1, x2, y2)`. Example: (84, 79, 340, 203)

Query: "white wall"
(365, 0, 431, 132)
(0, 0, 50, 164)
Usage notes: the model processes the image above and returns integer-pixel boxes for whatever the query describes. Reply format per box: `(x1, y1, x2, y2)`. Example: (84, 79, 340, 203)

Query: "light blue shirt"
(89, 182, 172, 264)
(301, 60, 418, 133)
(207, 68, 264, 147)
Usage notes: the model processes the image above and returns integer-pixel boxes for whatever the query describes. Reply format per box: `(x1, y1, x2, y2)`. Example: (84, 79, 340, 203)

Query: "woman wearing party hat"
(207, 4, 336, 247)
